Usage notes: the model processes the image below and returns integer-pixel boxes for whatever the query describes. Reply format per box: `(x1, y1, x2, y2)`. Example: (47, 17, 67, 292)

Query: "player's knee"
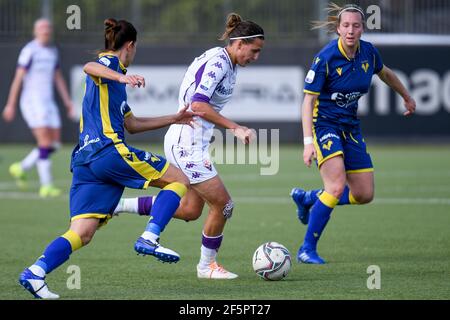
(327, 184, 346, 200)
(222, 199, 234, 220)
(79, 233, 94, 246)
(183, 211, 202, 222)
(353, 191, 374, 204)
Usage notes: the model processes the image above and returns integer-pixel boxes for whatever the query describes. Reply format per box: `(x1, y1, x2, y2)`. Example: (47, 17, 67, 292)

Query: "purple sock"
(138, 196, 153, 215)
(38, 147, 54, 160)
(202, 233, 223, 251)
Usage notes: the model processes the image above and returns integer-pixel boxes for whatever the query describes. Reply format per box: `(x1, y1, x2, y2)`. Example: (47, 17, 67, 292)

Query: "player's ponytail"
(103, 18, 137, 52)
(311, 2, 365, 34)
(219, 12, 264, 44)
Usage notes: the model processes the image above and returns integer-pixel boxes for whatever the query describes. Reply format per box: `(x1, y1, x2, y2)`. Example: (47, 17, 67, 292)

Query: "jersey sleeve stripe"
(303, 89, 320, 95)
(192, 93, 210, 103)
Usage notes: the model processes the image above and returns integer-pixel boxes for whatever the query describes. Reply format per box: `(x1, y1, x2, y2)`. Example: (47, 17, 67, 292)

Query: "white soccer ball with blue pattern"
(252, 242, 292, 281)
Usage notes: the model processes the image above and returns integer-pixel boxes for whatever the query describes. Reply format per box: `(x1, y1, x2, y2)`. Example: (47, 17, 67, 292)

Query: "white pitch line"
(0, 191, 449, 206)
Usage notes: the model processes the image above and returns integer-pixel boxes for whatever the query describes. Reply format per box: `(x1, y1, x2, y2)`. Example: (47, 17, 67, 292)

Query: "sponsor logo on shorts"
(319, 133, 340, 142)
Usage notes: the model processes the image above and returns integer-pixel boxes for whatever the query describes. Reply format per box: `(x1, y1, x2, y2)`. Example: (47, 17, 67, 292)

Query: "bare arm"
(83, 62, 145, 88)
(124, 106, 203, 134)
(301, 93, 318, 167)
(191, 101, 255, 144)
(377, 65, 416, 116)
(54, 68, 75, 119)
(2, 67, 27, 122)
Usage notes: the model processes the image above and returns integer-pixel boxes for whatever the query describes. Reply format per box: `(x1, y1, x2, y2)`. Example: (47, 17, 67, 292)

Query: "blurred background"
(0, 0, 449, 143)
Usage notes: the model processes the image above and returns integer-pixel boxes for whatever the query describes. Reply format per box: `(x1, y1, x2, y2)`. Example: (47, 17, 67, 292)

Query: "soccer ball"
(252, 242, 292, 281)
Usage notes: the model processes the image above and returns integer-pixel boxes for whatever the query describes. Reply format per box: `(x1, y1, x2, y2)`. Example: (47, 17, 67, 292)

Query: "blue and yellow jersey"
(303, 38, 384, 130)
(71, 53, 132, 168)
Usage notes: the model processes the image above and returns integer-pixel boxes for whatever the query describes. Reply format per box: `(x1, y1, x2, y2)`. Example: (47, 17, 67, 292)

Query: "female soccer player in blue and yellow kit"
(18, 19, 200, 299)
(291, 4, 416, 264)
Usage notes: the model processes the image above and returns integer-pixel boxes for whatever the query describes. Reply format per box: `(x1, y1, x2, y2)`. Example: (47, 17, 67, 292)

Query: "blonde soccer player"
(291, 3, 416, 264)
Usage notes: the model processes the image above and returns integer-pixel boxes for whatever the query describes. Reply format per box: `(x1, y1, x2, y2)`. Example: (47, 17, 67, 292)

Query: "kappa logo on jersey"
(305, 70, 315, 84)
(331, 91, 362, 108)
(314, 57, 321, 65)
(361, 62, 369, 73)
(212, 62, 223, 70)
(99, 57, 111, 67)
(322, 140, 333, 151)
(207, 71, 216, 80)
(336, 67, 343, 76)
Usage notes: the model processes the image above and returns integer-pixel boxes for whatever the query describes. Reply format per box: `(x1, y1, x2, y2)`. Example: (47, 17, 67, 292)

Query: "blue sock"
(338, 186, 359, 205)
(304, 189, 322, 206)
(145, 183, 187, 234)
(32, 230, 82, 275)
(302, 192, 339, 251)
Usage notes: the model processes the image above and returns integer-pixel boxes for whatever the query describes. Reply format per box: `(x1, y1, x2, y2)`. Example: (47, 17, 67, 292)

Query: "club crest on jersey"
(203, 159, 212, 171)
(361, 62, 369, 73)
(336, 67, 343, 76)
(322, 140, 333, 151)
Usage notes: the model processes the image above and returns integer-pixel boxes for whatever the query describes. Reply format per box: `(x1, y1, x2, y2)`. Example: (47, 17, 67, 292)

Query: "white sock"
(21, 148, 39, 171)
(141, 231, 159, 243)
(37, 159, 52, 186)
(199, 245, 217, 269)
(113, 198, 139, 215)
(29, 264, 46, 278)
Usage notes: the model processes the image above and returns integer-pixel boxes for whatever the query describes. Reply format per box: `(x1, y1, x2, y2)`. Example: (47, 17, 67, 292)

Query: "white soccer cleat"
(197, 262, 238, 279)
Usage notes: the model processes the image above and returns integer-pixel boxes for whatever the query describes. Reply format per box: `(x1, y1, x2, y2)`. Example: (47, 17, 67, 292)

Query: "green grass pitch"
(0, 144, 449, 300)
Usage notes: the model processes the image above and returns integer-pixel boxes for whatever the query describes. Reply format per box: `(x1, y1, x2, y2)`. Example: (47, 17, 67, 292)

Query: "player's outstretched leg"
(134, 182, 187, 263)
(113, 196, 154, 216)
(291, 185, 360, 225)
(19, 229, 83, 299)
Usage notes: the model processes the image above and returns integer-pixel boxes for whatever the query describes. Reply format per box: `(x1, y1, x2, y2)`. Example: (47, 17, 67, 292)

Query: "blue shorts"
(313, 126, 373, 173)
(69, 143, 169, 223)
